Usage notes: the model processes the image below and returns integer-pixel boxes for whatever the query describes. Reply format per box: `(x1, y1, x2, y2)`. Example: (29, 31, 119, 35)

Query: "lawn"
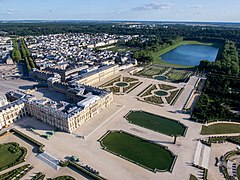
(0, 142, 27, 171)
(201, 123, 240, 135)
(151, 40, 223, 68)
(100, 131, 176, 172)
(126, 111, 187, 136)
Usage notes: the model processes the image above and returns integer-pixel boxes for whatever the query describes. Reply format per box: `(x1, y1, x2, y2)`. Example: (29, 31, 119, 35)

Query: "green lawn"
(126, 111, 187, 136)
(100, 131, 176, 172)
(0, 142, 27, 171)
(201, 123, 240, 135)
(151, 40, 223, 68)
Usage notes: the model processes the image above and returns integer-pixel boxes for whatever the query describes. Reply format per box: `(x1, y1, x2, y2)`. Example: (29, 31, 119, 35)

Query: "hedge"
(10, 128, 45, 153)
(64, 161, 105, 180)
(0, 142, 27, 172)
(0, 164, 33, 180)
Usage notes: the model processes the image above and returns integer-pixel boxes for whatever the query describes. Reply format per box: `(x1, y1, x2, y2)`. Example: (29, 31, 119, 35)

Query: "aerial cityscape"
(0, 1, 240, 180)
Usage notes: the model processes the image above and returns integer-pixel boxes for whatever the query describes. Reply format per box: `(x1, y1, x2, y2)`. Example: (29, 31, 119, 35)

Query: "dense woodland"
(192, 41, 240, 123)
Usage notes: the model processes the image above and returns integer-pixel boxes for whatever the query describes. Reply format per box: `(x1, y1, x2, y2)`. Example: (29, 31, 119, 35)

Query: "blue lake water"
(160, 44, 219, 66)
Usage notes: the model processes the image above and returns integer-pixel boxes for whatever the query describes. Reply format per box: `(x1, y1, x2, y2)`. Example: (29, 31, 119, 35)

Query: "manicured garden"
(201, 123, 240, 135)
(136, 65, 168, 78)
(0, 142, 27, 171)
(100, 76, 141, 94)
(99, 131, 176, 172)
(136, 64, 192, 83)
(52, 176, 75, 180)
(125, 111, 187, 136)
(138, 83, 182, 106)
(0, 164, 33, 180)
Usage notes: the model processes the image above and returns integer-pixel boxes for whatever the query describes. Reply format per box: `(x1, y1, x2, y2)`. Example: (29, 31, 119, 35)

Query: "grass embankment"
(126, 111, 187, 136)
(201, 123, 240, 135)
(151, 40, 222, 68)
(100, 131, 176, 172)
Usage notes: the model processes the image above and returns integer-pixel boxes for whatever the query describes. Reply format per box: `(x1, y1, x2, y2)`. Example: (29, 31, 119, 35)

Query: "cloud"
(47, 9, 55, 13)
(188, 5, 203, 9)
(6, 9, 15, 15)
(133, 3, 173, 11)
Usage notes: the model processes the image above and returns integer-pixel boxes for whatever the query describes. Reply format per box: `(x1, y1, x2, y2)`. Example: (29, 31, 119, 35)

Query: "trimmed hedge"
(10, 128, 45, 153)
(31, 172, 45, 180)
(0, 142, 27, 172)
(52, 176, 75, 180)
(0, 164, 33, 180)
(66, 161, 105, 180)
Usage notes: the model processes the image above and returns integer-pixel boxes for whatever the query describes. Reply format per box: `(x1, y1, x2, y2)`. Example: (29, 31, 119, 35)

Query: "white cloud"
(188, 5, 203, 9)
(133, 3, 173, 11)
(6, 9, 15, 15)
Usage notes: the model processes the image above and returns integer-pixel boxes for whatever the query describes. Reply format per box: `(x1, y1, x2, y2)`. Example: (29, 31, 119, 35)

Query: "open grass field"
(126, 111, 187, 136)
(100, 131, 176, 172)
(151, 40, 223, 67)
(201, 123, 240, 135)
(0, 142, 27, 171)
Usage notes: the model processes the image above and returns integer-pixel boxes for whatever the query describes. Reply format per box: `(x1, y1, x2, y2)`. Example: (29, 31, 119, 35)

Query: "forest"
(192, 40, 240, 123)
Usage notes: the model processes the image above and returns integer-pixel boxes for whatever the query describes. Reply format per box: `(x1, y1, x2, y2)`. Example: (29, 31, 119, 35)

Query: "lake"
(160, 44, 219, 66)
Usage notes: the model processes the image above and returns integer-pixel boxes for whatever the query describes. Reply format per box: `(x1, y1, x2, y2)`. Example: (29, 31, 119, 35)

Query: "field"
(0, 142, 27, 171)
(99, 131, 176, 172)
(125, 111, 187, 136)
(150, 40, 223, 67)
(201, 123, 240, 135)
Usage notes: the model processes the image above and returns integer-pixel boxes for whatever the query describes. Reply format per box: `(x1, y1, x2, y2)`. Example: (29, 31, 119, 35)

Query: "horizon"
(1, 19, 240, 24)
(0, 0, 240, 22)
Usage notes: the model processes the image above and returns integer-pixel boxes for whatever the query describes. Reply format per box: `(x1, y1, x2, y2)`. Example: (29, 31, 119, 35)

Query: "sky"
(0, 0, 240, 22)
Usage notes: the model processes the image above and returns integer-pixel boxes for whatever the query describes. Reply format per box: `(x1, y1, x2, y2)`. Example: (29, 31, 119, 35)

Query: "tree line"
(11, 39, 22, 62)
(132, 37, 183, 64)
(19, 38, 36, 72)
(198, 40, 239, 76)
